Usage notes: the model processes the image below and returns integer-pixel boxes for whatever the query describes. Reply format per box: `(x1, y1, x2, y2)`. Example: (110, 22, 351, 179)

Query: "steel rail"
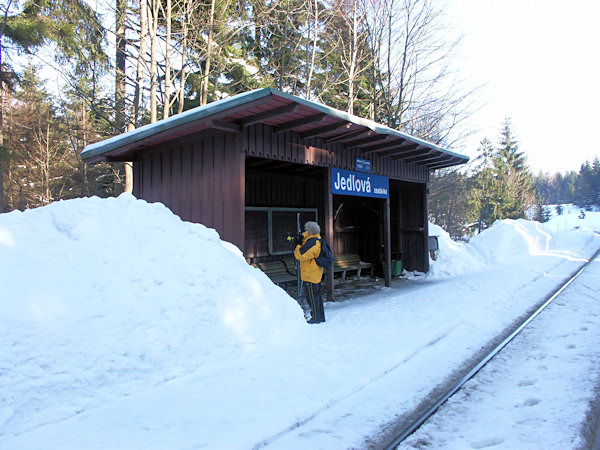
(382, 246, 600, 450)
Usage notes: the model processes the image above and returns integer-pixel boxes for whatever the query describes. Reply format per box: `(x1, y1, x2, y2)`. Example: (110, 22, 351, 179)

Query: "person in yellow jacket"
(294, 221, 325, 323)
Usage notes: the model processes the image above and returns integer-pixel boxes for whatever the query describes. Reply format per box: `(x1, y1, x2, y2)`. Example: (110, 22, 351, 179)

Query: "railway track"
(379, 245, 600, 450)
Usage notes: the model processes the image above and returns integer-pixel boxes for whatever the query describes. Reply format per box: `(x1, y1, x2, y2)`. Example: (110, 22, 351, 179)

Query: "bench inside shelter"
(333, 254, 373, 282)
(252, 259, 297, 286)
(254, 253, 374, 287)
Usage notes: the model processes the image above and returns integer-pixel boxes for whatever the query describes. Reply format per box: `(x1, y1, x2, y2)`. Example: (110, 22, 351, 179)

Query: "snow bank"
(429, 209, 600, 279)
(469, 219, 552, 263)
(428, 219, 550, 278)
(427, 223, 482, 277)
(0, 194, 306, 435)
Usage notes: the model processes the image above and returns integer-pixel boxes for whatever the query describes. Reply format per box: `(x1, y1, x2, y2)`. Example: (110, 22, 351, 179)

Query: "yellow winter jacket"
(294, 233, 324, 284)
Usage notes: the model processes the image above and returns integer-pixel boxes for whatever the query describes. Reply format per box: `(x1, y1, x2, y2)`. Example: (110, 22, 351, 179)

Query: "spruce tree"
(468, 138, 496, 232)
(575, 159, 600, 209)
(491, 118, 534, 221)
(468, 120, 535, 232)
(4, 65, 70, 209)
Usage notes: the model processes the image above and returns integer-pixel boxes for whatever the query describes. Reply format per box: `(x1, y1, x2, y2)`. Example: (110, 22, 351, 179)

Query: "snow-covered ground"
(1, 195, 599, 449)
(400, 256, 600, 449)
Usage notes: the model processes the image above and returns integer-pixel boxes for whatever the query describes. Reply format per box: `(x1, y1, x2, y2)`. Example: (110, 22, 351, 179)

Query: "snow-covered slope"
(0, 194, 306, 440)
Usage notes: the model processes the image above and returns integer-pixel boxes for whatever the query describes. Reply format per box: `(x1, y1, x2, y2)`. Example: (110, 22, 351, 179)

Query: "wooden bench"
(253, 259, 297, 286)
(281, 256, 298, 276)
(333, 254, 373, 282)
(254, 254, 373, 285)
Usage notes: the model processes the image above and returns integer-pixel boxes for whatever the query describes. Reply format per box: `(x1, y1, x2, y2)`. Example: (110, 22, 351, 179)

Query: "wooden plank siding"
(133, 132, 245, 250)
(242, 124, 429, 184)
(245, 171, 323, 210)
(132, 122, 429, 270)
(394, 181, 428, 272)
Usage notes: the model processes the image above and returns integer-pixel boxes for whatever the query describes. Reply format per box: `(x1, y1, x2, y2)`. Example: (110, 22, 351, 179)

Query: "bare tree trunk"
(305, 0, 318, 100)
(162, 0, 172, 119)
(148, 0, 159, 123)
(80, 102, 90, 196)
(122, 0, 149, 194)
(252, 0, 263, 62)
(130, 0, 147, 128)
(178, 0, 191, 114)
(386, 0, 393, 124)
(43, 122, 51, 204)
(201, 0, 216, 106)
(124, 121, 134, 194)
(115, 0, 127, 133)
(347, 0, 358, 114)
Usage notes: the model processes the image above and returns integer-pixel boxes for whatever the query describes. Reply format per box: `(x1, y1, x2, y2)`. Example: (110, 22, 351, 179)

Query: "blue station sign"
(355, 157, 371, 173)
(331, 168, 389, 199)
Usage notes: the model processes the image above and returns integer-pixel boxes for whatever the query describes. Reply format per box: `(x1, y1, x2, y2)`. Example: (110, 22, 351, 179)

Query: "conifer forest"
(1, 0, 598, 236)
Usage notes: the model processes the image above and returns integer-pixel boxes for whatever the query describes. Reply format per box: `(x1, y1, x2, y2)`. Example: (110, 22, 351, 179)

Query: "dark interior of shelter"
(244, 156, 428, 285)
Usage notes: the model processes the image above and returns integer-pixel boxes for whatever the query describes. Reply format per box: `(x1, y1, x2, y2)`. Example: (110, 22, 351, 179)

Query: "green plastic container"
(391, 260, 403, 276)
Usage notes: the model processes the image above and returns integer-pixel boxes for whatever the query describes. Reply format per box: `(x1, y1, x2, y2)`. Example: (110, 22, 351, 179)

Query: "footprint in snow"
(523, 398, 541, 407)
(470, 437, 505, 448)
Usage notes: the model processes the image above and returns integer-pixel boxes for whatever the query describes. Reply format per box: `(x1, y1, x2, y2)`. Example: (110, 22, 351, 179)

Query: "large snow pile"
(427, 219, 552, 277)
(428, 208, 600, 279)
(0, 194, 306, 436)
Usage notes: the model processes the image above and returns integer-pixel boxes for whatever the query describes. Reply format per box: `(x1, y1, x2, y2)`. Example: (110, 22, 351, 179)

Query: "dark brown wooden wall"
(246, 170, 324, 209)
(243, 124, 429, 183)
(390, 180, 429, 272)
(133, 131, 245, 250)
(131, 123, 430, 271)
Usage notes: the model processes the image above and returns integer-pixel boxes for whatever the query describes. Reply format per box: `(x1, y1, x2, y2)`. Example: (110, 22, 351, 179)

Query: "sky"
(445, 0, 600, 174)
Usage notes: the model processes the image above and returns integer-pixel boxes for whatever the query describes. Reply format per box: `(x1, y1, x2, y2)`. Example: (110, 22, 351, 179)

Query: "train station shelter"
(82, 88, 468, 300)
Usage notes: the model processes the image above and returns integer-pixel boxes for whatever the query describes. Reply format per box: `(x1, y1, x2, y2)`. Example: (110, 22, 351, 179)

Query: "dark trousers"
(303, 281, 325, 322)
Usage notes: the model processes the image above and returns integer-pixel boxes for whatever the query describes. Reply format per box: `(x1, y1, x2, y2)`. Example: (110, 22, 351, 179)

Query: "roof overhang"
(82, 88, 468, 170)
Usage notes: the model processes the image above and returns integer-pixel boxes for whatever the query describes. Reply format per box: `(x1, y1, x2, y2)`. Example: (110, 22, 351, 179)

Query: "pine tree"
(491, 118, 534, 220)
(4, 65, 71, 208)
(60, 77, 116, 199)
(467, 120, 534, 232)
(1, 0, 106, 211)
(468, 138, 496, 232)
(1, 0, 47, 212)
(575, 159, 600, 209)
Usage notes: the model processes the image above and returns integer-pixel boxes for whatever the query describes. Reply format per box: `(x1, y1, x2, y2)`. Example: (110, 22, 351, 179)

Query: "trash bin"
(391, 260, 402, 276)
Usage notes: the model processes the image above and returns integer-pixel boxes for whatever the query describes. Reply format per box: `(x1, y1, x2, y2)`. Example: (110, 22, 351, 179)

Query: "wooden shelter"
(82, 88, 468, 300)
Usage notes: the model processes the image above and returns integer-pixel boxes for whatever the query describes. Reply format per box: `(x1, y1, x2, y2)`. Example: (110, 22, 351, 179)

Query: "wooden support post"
(384, 196, 392, 287)
(326, 168, 335, 301)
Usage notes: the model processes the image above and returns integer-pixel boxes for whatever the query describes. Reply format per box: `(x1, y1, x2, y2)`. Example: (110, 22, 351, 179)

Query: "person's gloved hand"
(287, 234, 302, 246)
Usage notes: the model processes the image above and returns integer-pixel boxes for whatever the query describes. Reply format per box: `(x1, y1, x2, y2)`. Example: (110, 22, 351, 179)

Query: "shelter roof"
(81, 88, 468, 170)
